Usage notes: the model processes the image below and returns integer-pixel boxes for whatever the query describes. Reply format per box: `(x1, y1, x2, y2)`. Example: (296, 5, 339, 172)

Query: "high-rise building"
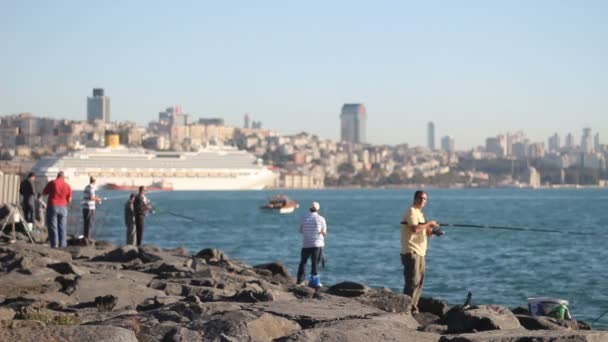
(427, 122, 435, 150)
(441, 135, 454, 152)
(244, 113, 252, 129)
(485, 134, 507, 157)
(87, 88, 110, 123)
(565, 133, 575, 149)
(594, 132, 600, 152)
(581, 127, 592, 153)
(548, 133, 560, 153)
(340, 103, 366, 143)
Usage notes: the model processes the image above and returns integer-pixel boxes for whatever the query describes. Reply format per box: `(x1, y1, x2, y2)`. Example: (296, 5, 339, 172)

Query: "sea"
(72, 188, 607, 328)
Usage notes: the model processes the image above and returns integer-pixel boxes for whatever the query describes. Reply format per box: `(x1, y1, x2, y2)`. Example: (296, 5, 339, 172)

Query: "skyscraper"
(340, 104, 366, 143)
(427, 121, 435, 150)
(441, 135, 455, 152)
(87, 88, 110, 123)
(244, 113, 251, 129)
(581, 127, 592, 153)
(548, 133, 560, 153)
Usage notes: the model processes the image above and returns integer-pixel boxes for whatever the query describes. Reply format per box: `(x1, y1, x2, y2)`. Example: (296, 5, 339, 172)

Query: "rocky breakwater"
(0, 240, 605, 342)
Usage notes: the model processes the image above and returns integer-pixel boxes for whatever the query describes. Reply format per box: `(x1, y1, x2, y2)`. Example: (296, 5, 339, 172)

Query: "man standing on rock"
(401, 190, 439, 314)
(124, 193, 136, 245)
(82, 176, 102, 240)
(297, 201, 327, 288)
(42, 171, 72, 248)
(133, 186, 152, 246)
(19, 172, 36, 225)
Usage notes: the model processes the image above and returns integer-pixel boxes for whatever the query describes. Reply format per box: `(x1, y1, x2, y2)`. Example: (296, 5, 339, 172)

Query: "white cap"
(311, 201, 320, 211)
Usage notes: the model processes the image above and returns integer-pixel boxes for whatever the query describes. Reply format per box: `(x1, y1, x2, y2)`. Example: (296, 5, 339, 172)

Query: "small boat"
(260, 195, 299, 214)
(104, 180, 173, 191)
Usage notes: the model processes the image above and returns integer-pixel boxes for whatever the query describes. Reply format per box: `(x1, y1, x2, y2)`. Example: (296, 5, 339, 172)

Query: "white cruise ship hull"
(32, 147, 277, 191)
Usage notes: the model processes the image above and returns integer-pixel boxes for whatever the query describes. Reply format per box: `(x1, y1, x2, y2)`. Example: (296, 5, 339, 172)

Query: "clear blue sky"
(1, 1, 607, 149)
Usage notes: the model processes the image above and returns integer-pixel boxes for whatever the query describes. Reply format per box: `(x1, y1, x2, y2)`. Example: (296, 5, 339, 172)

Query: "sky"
(1, 1, 607, 149)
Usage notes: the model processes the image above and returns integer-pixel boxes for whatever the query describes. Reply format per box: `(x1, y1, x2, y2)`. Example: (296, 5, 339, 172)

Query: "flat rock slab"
(280, 318, 440, 342)
(0, 325, 138, 342)
(250, 295, 384, 328)
(1, 243, 73, 262)
(71, 272, 164, 309)
(441, 329, 608, 342)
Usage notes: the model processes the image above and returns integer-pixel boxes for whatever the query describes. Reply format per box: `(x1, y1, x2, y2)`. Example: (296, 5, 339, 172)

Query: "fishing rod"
(399, 221, 588, 236)
(439, 223, 588, 236)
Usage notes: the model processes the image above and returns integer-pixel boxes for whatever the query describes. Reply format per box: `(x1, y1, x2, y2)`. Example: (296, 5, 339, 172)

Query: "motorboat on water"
(260, 195, 299, 214)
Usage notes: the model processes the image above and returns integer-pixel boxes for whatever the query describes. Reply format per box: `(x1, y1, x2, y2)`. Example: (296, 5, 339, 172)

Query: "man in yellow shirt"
(401, 190, 440, 314)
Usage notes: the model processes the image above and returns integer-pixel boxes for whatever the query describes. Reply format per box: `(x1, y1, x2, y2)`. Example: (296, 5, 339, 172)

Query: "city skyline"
(1, 1, 607, 149)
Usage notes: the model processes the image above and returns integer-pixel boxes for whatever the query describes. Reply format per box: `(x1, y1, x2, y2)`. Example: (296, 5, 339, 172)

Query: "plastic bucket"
(527, 297, 568, 317)
(308, 275, 321, 289)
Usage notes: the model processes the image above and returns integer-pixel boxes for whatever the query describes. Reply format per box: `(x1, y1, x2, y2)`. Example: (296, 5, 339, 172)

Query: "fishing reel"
(431, 227, 445, 236)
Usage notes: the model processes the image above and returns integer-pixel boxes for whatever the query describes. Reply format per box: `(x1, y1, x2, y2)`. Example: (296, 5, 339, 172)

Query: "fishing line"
(399, 221, 588, 236)
(438, 223, 588, 236)
(592, 309, 608, 324)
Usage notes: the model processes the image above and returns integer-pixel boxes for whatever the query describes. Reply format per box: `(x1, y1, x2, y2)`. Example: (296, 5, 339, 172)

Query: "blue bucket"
(308, 275, 321, 288)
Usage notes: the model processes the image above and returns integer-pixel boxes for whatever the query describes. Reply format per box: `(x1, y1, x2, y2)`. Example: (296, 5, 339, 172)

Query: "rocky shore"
(0, 239, 606, 342)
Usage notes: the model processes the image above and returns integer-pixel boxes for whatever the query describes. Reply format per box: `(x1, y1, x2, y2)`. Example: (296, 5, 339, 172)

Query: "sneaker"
(297, 281, 307, 286)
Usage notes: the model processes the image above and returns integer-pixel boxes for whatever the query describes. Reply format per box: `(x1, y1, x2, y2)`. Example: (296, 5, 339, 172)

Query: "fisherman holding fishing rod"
(133, 186, 153, 246)
(400, 190, 443, 315)
(82, 177, 103, 240)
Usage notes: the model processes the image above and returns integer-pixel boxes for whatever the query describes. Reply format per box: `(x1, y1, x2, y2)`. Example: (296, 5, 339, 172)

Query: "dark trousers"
(135, 214, 146, 246)
(22, 197, 35, 223)
(401, 252, 426, 313)
(82, 208, 95, 239)
(297, 247, 321, 283)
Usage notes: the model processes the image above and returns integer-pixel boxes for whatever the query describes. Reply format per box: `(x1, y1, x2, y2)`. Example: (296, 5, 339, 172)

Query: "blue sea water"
(78, 188, 607, 328)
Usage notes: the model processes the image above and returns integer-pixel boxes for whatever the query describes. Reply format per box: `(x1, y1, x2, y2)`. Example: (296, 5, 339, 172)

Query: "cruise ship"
(31, 146, 277, 191)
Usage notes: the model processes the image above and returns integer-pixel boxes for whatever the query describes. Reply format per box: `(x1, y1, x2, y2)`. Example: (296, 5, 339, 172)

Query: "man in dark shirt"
(133, 186, 152, 246)
(42, 171, 72, 248)
(19, 172, 36, 224)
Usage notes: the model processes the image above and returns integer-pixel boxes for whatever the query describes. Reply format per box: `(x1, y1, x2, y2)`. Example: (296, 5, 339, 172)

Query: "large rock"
(47, 262, 88, 276)
(247, 313, 301, 342)
(441, 329, 608, 341)
(250, 295, 384, 328)
(444, 305, 522, 334)
(278, 318, 440, 342)
(0, 325, 138, 341)
(91, 246, 139, 263)
(327, 281, 370, 297)
(354, 288, 413, 313)
(138, 245, 191, 264)
(69, 272, 165, 309)
(516, 314, 585, 330)
(253, 262, 294, 284)
(419, 296, 449, 316)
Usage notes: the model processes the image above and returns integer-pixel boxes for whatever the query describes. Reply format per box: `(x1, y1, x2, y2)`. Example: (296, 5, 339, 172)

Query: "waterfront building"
(87, 88, 110, 123)
(340, 103, 366, 144)
(485, 135, 506, 157)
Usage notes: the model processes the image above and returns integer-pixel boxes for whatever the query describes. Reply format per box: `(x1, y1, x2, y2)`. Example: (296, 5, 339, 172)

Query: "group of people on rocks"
(18, 172, 153, 248)
(19, 171, 437, 315)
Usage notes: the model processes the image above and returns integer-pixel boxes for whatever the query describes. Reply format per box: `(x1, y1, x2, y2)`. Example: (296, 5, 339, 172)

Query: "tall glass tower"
(340, 104, 366, 143)
(427, 121, 435, 150)
(87, 88, 110, 123)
